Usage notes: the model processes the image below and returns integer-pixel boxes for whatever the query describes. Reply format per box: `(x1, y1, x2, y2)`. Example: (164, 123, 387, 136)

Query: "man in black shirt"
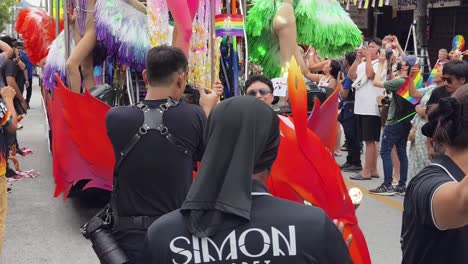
(425, 60, 468, 112)
(1, 57, 29, 113)
(106, 45, 221, 262)
(139, 96, 352, 264)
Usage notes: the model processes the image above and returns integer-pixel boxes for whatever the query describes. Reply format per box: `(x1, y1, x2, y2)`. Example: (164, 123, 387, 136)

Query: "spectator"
(339, 51, 362, 172)
(17, 42, 33, 106)
(245, 75, 275, 105)
(1, 49, 29, 114)
(437, 49, 449, 64)
(369, 53, 416, 195)
(307, 60, 341, 90)
(407, 65, 445, 181)
(401, 86, 468, 263)
(426, 60, 468, 114)
(348, 38, 386, 180)
(139, 96, 352, 264)
(0, 86, 18, 256)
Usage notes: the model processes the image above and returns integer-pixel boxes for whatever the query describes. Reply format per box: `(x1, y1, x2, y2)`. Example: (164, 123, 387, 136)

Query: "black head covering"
(180, 96, 280, 237)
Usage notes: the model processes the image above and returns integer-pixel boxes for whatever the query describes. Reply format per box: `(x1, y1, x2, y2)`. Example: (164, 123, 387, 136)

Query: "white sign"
(271, 77, 288, 97)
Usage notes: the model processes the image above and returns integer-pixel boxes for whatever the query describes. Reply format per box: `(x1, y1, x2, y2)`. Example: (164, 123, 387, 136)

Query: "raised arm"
(347, 51, 362, 81)
(408, 66, 423, 98)
(0, 40, 13, 59)
(432, 174, 468, 230)
(373, 53, 386, 88)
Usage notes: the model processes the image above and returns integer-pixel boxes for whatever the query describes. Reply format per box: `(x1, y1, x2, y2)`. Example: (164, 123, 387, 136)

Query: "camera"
(81, 206, 129, 264)
(182, 84, 200, 105)
(381, 96, 391, 106)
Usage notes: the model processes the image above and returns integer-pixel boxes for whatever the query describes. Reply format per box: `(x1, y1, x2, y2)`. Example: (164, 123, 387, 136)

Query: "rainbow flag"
(426, 62, 443, 86)
(214, 14, 244, 37)
(396, 72, 423, 105)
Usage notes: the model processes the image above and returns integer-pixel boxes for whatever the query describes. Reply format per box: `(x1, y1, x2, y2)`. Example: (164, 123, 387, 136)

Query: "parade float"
(16, 0, 371, 262)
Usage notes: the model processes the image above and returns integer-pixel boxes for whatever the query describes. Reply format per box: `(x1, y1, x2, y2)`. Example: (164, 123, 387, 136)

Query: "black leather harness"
(112, 98, 192, 230)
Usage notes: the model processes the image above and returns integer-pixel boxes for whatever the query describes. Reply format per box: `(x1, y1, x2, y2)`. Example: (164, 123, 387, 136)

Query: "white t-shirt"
(354, 59, 386, 116)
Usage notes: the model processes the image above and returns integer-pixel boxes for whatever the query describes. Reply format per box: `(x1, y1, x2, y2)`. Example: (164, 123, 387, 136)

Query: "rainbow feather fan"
(396, 72, 423, 105)
(15, 8, 57, 64)
(95, 0, 150, 71)
(452, 35, 465, 52)
(43, 31, 74, 90)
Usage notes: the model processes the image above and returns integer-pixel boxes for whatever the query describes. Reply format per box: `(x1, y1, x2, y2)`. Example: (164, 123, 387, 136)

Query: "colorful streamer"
(396, 72, 423, 105)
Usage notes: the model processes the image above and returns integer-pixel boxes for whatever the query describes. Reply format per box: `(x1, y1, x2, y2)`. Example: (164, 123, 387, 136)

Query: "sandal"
(350, 174, 372, 180)
(371, 175, 380, 178)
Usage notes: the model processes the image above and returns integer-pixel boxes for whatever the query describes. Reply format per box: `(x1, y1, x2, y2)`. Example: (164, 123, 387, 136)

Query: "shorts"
(356, 114, 381, 142)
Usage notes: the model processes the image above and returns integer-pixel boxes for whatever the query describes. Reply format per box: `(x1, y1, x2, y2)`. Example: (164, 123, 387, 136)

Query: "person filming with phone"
(369, 50, 417, 196)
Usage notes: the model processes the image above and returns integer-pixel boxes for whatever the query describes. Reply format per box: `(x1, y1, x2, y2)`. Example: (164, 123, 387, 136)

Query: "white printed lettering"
(192, 236, 201, 263)
(239, 229, 271, 258)
(170, 237, 193, 264)
(271, 226, 297, 256)
(201, 230, 238, 262)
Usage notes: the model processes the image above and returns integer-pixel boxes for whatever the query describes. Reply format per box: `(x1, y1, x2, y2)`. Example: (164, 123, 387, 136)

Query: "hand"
(25, 80, 30, 88)
(391, 35, 400, 47)
(211, 79, 224, 97)
(409, 66, 420, 79)
(337, 71, 345, 84)
(356, 48, 363, 61)
(0, 86, 16, 101)
(198, 84, 219, 114)
(415, 105, 426, 118)
(333, 219, 352, 248)
(361, 47, 371, 59)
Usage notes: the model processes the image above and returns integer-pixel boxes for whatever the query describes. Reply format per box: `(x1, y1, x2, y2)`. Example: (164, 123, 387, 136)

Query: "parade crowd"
(1, 29, 468, 263)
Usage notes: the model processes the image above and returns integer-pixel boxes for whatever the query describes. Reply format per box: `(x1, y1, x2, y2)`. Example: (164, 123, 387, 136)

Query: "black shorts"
(356, 114, 381, 142)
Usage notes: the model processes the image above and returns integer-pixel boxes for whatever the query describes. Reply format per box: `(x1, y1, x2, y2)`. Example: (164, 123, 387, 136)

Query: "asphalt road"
(3, 82, 404, 264)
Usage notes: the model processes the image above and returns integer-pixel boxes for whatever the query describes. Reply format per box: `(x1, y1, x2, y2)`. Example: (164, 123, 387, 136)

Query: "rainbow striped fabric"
(396, 72, 423, 105)
(426, 62, 443, 86)
(215, 14, 244, 37)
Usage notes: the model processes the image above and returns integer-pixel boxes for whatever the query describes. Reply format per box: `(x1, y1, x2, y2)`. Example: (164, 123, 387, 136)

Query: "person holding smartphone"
(369, 50, 416, 195)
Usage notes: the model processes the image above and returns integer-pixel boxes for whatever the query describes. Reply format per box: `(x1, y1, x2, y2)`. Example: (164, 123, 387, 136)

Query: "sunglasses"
(247, 88, 271, 97)
(442, 76, 455, 84)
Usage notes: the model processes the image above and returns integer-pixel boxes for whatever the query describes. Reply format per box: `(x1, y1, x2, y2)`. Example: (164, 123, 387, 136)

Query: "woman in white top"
(307, 59, 341, 90)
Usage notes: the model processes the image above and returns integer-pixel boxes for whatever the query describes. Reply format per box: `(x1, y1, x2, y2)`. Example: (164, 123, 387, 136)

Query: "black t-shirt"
(106, 99, 206, 218)
(139, 182, 352, 264)
(426, 86, 450, 111)
(1, 59, 24, 92)
(401, 155, 468, 264)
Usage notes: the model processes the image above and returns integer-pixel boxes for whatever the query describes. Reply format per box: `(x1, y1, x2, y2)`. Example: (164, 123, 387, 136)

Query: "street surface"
(3, 80, 404, 263)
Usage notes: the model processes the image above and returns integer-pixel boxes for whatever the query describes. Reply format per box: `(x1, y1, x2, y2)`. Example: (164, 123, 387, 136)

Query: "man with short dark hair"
(339, 51, 362, 172)
(245, 75, 275, 105)
(426, 60, 468, 110)
(105, 45, 221, 262)
(370, 53, 417, 195)
(16, 42, 33, 106)
(348, 38, 386, 180)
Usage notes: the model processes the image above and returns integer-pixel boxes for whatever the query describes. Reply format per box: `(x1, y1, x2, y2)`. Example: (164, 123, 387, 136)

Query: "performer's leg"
(168, 0, 199, 56)
(66, 27, 96, 93)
